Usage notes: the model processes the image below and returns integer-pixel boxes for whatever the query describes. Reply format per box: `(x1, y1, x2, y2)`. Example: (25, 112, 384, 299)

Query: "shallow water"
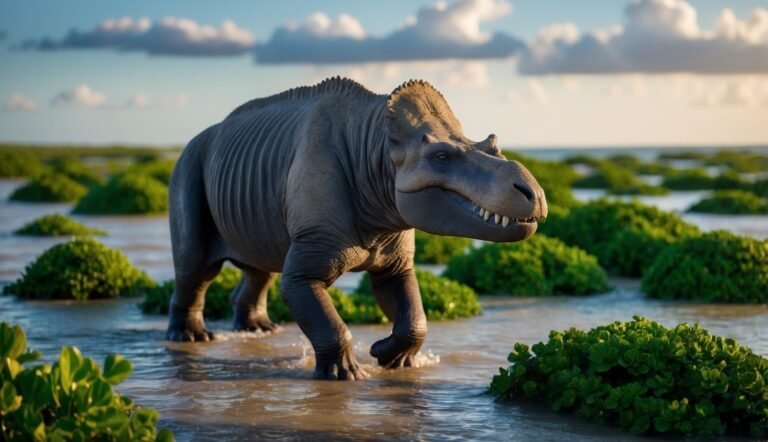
(2, 178, 768, 441)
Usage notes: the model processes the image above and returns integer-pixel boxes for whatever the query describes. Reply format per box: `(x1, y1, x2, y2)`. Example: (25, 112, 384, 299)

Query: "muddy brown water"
(1, 180, 767, 441)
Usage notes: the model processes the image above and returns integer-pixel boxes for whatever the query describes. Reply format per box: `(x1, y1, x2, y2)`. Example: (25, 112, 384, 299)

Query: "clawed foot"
(232, 307, 279, 333)
(370, 334, 424, 369)
(314, 347, 369, 381)
(166, 311, 215, 342)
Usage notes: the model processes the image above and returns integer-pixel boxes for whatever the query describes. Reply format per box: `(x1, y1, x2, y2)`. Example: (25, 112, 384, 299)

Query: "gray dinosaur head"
(386, 80, 547, 243)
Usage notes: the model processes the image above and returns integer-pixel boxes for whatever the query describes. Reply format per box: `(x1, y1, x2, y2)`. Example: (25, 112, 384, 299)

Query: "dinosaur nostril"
(514, 183, 534, 202)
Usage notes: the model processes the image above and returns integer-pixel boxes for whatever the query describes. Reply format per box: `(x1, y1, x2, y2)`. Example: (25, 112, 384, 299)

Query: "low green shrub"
(573, 163, 667, 196)
(489, 316, 768, 438)
(49, 157, 104, 187)
(537, 199, 700, 277)
(443, 235, 610, 296)
(9, 174, 87, 203)
(123, 159, 176, 185)
(13, 214, 106, 236)
(0, 322, 173, 441)
(414, 230, 471, 264)
(504, 152, 580, 209)
(355, 269, 481, 320)
(752, 178, 768, 198)
(687, 190, 768, 214)
(662, 168, 748, 191)
(642, 231, 768, 303)
(3, 237, 154, 300)
(73, 173, 168, 215)
(704, 150, 768, 174)
(658, 151, 708, 161)
(0, 150, 44, 178)
(140, 268, 386, 324)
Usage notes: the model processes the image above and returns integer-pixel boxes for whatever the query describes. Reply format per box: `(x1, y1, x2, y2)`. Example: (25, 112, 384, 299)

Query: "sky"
(1, 0, 767, 148)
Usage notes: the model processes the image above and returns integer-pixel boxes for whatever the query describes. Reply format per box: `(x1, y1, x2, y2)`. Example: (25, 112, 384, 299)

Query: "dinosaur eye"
(435, 152, 449, 161)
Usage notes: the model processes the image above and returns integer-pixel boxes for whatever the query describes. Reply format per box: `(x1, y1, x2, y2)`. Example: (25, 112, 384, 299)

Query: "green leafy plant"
(3, 237, 154, 300)
(642, 230, 768, 303)
(122, 159, 176, 185)
(703, 150, 768, 174)
(443, 235, 610, 296)
(49, 157, 104, 187)
(0, 322, 173, 441)
(13, 214, 106, 236)
(414, 230, 472, 264)
(9, 174, 87, 203)
(0, 150, 45, 178)
(662, 168, 748, 191)
(537, 199, 700, 277)
(573, 162, 668, 196)
(489, 316, 768, 438)
(504, 151, 579, 209)
(73, 173, 168, 215)
(687, 190, 768, 215)
(355, 269, 481, 320)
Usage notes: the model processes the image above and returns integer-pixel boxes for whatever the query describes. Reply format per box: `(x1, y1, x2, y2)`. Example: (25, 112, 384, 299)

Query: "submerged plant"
(642, 230, 768, 303)
(443, 235, 610, 296)
(3, 237, 154, 300)
(414, 230, 472, 264)
(537, 199, 699, 277)
(13, 213, 106, 236)
(0, 322, 173, 441)
(489, 316, 768, 438)
(9, 173, 87, 203)
(73, 173, 168, 215)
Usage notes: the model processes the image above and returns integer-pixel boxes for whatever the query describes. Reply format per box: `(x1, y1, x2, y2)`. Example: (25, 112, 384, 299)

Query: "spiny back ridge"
(227, 76, 377, 119)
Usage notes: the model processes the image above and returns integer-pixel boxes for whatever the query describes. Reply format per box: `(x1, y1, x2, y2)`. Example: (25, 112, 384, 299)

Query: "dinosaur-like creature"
(166, 77, 547, 380)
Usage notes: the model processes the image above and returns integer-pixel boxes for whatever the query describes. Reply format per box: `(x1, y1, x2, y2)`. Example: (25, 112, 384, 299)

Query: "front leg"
(369, 268, 428, 369)
(281, 243, 368, 381)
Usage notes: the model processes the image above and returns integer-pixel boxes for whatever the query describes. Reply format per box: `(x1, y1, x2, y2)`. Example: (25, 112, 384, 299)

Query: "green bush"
(0, 322, 173, 441)
(49, 157, 104, 187)
(9, 174, 87, 203)
(704, 150, 768, 174)
(642, 231, 768, 303)
(752, 178, 768, 198)
(414, 230, 471, 264)
(140, 268, 386, 324)
(658, 151, 708, 161)
(573, 162, 668, 196)
(489, 316, 768, 438)
(687, 190, 768, 214)
(504, 152, 580, 209)
(13, 214, 106, 236)
(3, 237, 154, 300)
(355, 269, 481, 320)
(662, 168, 748, 191)
(0, 150, 44, 178)
(537, 199, 700, 277)
(73, 173, 168, 215)
(123, 159, 176, 185)
(443, 235, 610, 296)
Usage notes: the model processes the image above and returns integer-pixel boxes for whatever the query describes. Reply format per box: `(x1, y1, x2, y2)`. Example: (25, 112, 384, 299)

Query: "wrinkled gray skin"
(166, 77, 547, 380)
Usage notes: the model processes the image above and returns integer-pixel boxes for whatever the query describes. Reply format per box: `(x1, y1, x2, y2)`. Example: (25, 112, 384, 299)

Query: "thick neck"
(341, 96, 410, 237)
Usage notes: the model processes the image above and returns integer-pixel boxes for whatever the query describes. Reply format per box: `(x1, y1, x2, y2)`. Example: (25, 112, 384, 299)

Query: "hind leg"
(231, 269, 278, 333)
(166, 261, 223, 342)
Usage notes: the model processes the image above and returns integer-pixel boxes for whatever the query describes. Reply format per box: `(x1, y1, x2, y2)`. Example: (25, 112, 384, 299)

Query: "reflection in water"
(2, 176, 768, 441)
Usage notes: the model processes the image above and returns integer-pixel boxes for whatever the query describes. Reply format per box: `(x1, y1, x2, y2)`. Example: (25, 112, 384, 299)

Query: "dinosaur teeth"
(483, 210, 490, 221)
(502, 216, 510, 227)
(494, 214, 501, 224)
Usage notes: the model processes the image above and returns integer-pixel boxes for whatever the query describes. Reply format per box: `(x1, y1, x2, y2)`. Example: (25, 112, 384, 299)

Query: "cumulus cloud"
(255, 0, 524, 63)
(51, 84, 188, 110)
(518, 0, 768, 75)
(4, 93, 38, 112)
(25, 17, 255, 56)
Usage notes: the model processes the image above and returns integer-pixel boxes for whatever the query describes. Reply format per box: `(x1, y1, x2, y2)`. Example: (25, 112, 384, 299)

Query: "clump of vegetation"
(123, 159, 176, 185)
(9, 173, 87, 203)
(537, 199, 700, 277)
(573, 162, 668, 196)
(443, 235, 610, 296)
(414, 230, 471, 264)
(704, 150, 768, 174)
(49, 156, 104, 187)
(0, 150, 44, 178)
(13, 214, 106, 236)
(753, 178, 768, 198)
(662, 168, 747, 191)
(687, 190, 768, 215)
(355, 269, 481, 320)
(140, 268, 386, 324)
(658, 151, 709, 161)
(0, 322, 173, 441)
(642, 231, 768, 303)
(74, 173, 168, 215)
(504, 151, 580, 209)
(3, 237, 154, 300)
(489, 316, 768, 438)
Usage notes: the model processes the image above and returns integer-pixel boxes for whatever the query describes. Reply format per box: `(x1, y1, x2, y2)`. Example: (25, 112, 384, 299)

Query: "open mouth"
(446, 190, 538, 228)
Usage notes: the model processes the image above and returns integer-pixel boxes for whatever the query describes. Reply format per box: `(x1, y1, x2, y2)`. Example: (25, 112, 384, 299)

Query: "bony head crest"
(385, 79, 460, 146)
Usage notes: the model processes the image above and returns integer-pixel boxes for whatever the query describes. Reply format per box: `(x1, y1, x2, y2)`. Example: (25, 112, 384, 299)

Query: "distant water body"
(514, 145, 768, 161)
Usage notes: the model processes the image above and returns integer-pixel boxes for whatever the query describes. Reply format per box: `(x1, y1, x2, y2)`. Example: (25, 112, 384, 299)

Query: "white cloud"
(51, 84, 188, 110)
(26, 17, 255, 56)
(255, 0, 523, 63)
(4, 93, 38, 112)
(692, 76, 768, 108)
(519, 0, 768, 75)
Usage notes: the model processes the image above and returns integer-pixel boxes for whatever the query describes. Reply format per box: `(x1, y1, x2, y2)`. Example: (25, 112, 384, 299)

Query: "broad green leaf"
(103, 354, 132, 385)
